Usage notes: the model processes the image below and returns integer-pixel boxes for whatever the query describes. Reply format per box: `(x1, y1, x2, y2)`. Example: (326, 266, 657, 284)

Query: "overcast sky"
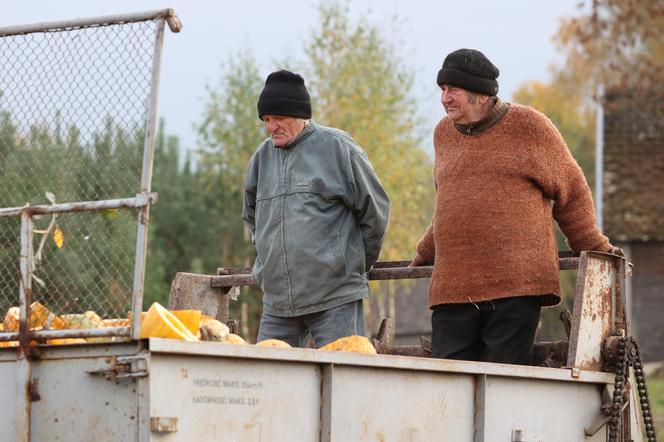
(2, 0, 586, 153)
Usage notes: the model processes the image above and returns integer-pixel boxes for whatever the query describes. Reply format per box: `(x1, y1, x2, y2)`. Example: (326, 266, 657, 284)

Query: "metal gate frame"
(0, 10, 181, 442)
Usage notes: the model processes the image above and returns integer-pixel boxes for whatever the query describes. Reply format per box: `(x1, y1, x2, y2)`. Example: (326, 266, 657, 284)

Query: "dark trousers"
(430, 296, 541, 365)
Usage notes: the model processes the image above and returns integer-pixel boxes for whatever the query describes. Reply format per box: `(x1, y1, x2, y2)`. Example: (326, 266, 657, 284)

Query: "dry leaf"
(102, 208, 119, 219)
(53, 226, 64, 248)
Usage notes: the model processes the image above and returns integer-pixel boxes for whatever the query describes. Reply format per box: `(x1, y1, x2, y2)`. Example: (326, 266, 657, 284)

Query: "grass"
(647, 374, 664, 436)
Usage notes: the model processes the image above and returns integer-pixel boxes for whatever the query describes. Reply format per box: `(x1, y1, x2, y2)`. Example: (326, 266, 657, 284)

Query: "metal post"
(473, 374, 488, 442)
(17, 210, 34, 442)
(595, 84, 605, 230)
(320, 364, 334, 442)
(131, 17, 166, 340)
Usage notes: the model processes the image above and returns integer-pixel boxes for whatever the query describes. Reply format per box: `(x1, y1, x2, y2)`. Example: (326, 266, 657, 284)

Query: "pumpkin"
(256, 339, 292, 349)
(139, 302, 197, 341)
(47, 338, 87, 345)
(46, 313, 66, 330)
(3, 302, 62, 332)
(198, 316, 230, 342)
(2, 307, 19, 332)
(29, 302, 51, 328)
(126, 311, 147, 322)
(319, 335, 377, 354)
(171, 310, 202, 335)
(224, 333, 246, 345)
(61, 311, 102, 329)
(100, 318, 131, 328)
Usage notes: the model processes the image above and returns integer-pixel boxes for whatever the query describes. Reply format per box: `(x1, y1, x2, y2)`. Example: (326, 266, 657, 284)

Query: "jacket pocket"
(328, 233, 347, 275)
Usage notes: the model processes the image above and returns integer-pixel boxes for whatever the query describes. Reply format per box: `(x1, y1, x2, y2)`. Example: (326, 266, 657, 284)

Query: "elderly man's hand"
(608, 245, 625, 257)
(409, 253, 431, 267)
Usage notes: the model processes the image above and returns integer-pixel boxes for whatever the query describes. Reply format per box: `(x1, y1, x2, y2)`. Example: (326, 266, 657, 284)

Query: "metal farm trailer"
(0, 251, 656, 441)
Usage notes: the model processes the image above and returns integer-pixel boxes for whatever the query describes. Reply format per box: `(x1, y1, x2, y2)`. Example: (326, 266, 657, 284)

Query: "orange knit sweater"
(417, 102, 610, 308)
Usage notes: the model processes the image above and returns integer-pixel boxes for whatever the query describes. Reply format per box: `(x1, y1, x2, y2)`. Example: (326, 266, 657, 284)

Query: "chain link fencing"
(0, 15, 163, 320)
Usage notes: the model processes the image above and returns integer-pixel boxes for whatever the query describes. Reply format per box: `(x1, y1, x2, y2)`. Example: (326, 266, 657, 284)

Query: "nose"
(266, 120, 278, 133)
(441, 89, 451, 105)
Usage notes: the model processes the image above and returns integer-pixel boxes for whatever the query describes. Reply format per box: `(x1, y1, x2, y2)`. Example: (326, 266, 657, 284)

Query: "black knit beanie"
(257, 70, 312, 120)
(436, 49, 499, 96)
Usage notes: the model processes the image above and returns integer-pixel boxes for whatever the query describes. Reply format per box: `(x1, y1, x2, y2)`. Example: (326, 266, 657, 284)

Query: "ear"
(478, 94, 491, 105)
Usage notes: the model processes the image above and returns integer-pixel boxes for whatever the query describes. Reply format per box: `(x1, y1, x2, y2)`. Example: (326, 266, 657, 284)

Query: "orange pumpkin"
(319, 335, 377, 354)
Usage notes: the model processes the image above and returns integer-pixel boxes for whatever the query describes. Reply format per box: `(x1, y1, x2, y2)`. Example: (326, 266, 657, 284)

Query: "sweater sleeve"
(415, 120, 444, 264)
(530, 110, 611, 253)
(416, 222, 436, 263)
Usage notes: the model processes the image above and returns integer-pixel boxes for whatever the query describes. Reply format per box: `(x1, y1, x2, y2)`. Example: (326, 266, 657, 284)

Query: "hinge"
(88, 352, 149, 381)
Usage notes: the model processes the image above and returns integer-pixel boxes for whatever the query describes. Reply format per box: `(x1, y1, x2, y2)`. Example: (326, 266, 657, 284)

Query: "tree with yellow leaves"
(555, 0, 664, 102)
(304, 2, 435, 261)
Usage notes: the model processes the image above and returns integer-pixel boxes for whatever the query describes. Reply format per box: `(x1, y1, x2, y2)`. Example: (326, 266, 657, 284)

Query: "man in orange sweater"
(411, 48, 622, 365)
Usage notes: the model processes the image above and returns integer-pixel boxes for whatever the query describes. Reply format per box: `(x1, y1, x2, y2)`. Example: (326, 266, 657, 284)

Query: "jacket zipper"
(280, 149, 294, 314)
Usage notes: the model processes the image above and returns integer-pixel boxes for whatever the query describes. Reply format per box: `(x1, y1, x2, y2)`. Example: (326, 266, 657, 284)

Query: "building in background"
(603, 92, 664, 362)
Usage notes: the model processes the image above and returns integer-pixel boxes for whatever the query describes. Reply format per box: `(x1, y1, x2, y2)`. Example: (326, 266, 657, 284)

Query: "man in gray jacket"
(243, 70, 390, 347)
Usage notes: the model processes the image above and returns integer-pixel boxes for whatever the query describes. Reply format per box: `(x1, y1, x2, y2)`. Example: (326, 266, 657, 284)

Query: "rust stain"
(598, 261, 608, 274)
(579, 356, 600, 371)
(375, 431, 385, 442)
(18, 288, 33, 360)
(29, 378, 41, 401)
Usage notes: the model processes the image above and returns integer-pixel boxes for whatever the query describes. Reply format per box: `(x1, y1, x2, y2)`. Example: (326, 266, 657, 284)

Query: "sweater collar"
(453, 98, 510, 136)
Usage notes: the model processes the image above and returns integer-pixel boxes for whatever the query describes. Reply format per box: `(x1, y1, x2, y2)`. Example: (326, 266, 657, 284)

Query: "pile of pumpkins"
(0, 301, 376, 354)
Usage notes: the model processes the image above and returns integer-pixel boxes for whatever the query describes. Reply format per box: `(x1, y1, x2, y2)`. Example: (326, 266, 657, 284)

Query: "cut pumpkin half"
(139, 303, 198, 341)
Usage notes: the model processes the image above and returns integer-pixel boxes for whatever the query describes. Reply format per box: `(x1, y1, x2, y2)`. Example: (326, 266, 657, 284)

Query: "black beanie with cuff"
(436, 49, 499, 96)
(257, 70, 312, 120)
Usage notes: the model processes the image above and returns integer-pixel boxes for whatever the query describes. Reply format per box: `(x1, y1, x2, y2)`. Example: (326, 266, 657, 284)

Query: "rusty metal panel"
(0, 350, 139, 442)
(31, 358, 139, 441)
(567, 252, 617, 371)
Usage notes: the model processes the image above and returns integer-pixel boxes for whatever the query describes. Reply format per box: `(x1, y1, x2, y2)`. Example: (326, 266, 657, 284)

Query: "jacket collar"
(277, 120, 317, 149)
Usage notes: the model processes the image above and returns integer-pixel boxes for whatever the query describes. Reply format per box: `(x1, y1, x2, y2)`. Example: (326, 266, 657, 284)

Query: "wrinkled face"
(262, 115, 307, 147)
(440, 85, 484, 124)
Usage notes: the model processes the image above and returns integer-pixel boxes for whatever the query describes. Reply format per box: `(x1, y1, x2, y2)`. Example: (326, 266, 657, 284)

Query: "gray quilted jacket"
(243, 122, 390, 316)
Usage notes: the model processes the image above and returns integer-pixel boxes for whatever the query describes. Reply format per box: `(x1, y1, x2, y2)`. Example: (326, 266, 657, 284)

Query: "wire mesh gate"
(0, 10, 181, 442)
(0, 9, 181, 331)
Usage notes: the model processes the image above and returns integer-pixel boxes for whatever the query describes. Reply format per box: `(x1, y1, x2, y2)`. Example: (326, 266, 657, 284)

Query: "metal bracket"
(151, 417, 178, 433)
(88, 353, 149, 381)
(511, 429, 542, 442)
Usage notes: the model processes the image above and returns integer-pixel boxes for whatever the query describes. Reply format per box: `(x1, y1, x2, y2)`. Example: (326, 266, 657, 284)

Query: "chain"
(607, 335, 657, 442)
(634, 337, 657, 442)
